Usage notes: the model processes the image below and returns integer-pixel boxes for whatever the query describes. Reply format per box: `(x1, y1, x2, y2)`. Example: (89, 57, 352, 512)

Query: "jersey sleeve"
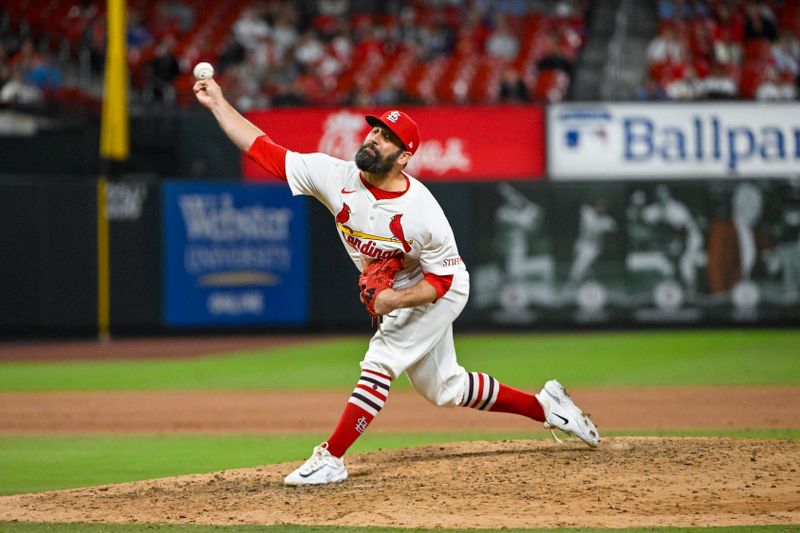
(423, 272, 453, 300)
(246, 135, 288, 180)
(284, 150, 347, 202)
(418, 201, 466, 276)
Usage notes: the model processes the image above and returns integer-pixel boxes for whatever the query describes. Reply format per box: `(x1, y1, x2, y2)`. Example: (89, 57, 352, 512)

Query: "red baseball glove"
(359, 256, 404, 317)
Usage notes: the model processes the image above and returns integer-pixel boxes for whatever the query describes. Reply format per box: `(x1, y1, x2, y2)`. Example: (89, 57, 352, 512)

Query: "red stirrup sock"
(460, 371, 545, 422)
(325, 369, 392, 458)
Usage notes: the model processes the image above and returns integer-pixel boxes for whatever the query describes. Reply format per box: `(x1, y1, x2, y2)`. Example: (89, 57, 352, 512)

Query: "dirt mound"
(2, 437, 798, 529)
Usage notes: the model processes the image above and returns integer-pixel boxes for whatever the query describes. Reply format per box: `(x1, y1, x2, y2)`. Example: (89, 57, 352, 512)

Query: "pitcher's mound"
(1, 437, 798, 529)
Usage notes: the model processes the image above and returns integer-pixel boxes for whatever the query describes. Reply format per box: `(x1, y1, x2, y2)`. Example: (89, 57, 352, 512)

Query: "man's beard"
(355, 143, 402, 174)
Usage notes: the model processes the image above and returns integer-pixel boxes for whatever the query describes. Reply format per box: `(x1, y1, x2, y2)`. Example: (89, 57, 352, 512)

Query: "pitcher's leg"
(405, 332, 545, 421)
(325, 368, 392, 457)
(407, 347, 599, 447)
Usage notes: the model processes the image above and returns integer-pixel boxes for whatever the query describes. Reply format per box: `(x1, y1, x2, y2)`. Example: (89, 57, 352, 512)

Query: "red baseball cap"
(365, 110, 421, 155)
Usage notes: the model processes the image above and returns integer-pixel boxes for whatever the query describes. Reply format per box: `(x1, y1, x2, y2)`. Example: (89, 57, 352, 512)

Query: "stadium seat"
(532, 69, 569, 102)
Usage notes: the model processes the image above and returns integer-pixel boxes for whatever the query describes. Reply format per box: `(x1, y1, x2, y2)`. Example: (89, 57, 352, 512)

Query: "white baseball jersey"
(283, 149, 472, 407)
(284, 151, 467, 288)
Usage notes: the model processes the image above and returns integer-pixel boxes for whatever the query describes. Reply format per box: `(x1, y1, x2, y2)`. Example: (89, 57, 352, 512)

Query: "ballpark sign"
(549, 103, 800, 179)
(163, 182, 308, 326)
(244, 106, 546, 181)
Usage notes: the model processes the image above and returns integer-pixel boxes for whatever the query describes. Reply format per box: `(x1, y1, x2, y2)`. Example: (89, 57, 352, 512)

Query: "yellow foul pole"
(98, 0, 129, 339)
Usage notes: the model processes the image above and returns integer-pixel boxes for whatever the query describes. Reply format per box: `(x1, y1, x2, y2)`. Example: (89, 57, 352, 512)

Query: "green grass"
(2, 329, 799, 532)
(1, 429, 798, 496)
(0, 431, 522, 495)
(1, 330, 799, 392)
(0, 525, 798, 533)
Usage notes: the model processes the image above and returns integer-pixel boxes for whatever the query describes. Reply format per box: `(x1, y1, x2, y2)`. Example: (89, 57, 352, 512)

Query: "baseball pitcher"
(194, 77, 600, 486)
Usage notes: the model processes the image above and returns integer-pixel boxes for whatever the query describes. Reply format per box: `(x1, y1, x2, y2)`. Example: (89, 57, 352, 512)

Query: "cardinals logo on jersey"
(336, 203, 351, 224)
(389, 214, 412, 253)
(335, 210, 413, 259)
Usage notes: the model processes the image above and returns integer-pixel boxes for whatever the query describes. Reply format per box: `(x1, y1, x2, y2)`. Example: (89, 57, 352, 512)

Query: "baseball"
(193, 62, 214, 80)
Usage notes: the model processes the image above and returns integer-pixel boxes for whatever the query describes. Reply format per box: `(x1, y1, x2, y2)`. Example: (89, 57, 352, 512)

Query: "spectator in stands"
(272, 78, 309, 107)
(636, 75, 667, 100)
(552, 0, 583, 19)
(498, 66, 530, 103)
(25, 51, 62, 92)
(417, 18, 454, 61)
(457, 7, 491, 53)
(700, 61, 738, 99)
(536, 30, 573, 80)
(217, 31, 247, 74)
(755, 65, 797, 101)
(316, 0, 349, 19)
(233, 6, 271, 50)
(659, 0, 693, 21)
(9, 39, 37, 74)
(647, 24, 686, 65)
(485, 14, 519, 61)
(374, 73, 415, 106)
(665, 65, 701, 100)
(127, 10, 154, 53)
(0, 44, 9, 92)
(85, 15, 107, 74)
(265, 52, 299, 91)
(161, 0, 196, 33)
(2, 0, 589, 109)
(294, 30, 326, 68)
(270, 7, 300, 61)
(690, 20, 715, 78)
(484, 0, 529, 17)
(0, 66, 43, 105)
(146, 35, 180, 102)
(344, 82, 373, 107)
(227, 64, 270, 112)
(744, 1, 777, 42)
(710, 3, 744, 64)
(353, 21, 384, 62)
(330, 27, 354, 64)
(772, 30, 800, 78)
(393, 6, 421, 51)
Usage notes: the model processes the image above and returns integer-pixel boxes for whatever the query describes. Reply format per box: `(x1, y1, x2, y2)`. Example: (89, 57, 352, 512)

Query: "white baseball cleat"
(284, 443, 348, 486)
(535, 379, 600, 448)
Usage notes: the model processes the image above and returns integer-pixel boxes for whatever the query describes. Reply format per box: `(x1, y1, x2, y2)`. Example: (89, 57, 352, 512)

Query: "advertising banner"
(549, 103, 800, 180)
(163, 182, 307, 327)
(243, 106, 546, 181)
(470, 179, 800, 325)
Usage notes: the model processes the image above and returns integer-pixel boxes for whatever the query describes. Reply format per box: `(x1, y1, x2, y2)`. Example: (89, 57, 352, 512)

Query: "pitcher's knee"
(423, 371, 468, 408)
(430, 389, 461, 408)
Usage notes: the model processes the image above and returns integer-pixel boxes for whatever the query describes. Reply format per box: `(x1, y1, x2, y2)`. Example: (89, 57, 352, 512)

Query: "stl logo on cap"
(365, 110, 420, 154)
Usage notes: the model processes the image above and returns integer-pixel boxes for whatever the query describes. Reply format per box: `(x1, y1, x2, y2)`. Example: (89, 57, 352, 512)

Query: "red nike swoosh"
(341, 188, 357, 194)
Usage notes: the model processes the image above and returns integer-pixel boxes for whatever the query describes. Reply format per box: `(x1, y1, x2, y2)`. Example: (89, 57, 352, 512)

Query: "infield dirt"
(1, 437, 799, 528)
(1, 336, 799, 528)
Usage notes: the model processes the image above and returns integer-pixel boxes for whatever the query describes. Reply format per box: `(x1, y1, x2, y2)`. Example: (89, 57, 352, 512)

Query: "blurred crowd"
(214, 0, 587, 110)
(0, 0, 587, 110)
(0, 27, 63, 105)
(638, 0, 800, 101)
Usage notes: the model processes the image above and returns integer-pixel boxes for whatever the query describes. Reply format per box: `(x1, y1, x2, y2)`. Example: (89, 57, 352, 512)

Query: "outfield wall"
(1, 177, 798, 336)
(1, 103, 799, 336)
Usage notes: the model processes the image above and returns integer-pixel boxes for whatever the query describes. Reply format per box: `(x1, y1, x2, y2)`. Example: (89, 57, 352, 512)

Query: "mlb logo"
(554, 107, 613, 156)
(565, 129, 580, 148)
(562, 125, 608, 153)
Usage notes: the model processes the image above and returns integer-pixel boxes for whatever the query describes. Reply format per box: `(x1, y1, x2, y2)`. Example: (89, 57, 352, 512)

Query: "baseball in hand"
(193, 62, 214, 80)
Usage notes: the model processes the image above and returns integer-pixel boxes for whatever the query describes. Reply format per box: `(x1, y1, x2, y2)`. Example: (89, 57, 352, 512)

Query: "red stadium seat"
(745, 39, 772, 62)
(739, 60, 768, 99)
(532, 69, 569, 102)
